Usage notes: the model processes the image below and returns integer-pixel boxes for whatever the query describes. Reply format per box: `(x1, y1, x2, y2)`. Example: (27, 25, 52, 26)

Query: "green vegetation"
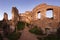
(23, 22, 30, 27)
(44, 34, 57, 40)
(29, 26, 43, 35)
(7, 31, 21, 40)
(0, 21, 21, 40)
(37, 27, 60, 40)
(5, 21, 31, 40)
(37, 34, 59, 40)
(7, 21, 30, 40)
(17, 21, 25, 30)
(26, 23, 30, 26)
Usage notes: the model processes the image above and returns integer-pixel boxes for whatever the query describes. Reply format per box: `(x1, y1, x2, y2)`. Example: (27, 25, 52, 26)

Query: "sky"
(0, 0, 60, 20)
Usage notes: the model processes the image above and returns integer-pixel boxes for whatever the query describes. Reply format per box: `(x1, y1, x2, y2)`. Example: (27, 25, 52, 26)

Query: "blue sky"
(0, 0, 60, 20)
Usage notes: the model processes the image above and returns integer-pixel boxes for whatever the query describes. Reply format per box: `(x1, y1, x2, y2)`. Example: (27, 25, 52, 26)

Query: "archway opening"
(37, 11, 41, 19)
(46, 9, 53, 19)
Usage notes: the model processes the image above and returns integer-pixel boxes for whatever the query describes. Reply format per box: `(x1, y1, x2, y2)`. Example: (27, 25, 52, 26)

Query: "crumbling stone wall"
(32, 3, 60, 22)
(29, 3, 60, 34)
(30, 4, 60, 27)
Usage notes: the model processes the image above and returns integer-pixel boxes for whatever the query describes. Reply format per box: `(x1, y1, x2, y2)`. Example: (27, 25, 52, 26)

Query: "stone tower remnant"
(3, 12, 8, 21)
(12, 7, 19, 21)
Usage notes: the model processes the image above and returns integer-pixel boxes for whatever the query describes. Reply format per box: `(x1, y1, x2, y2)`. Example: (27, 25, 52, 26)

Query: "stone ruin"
(0, 3, 60, 34)
(11, 3, 60, 33)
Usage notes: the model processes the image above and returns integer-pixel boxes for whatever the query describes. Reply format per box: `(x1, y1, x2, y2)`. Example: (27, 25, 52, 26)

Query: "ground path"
(19, 26, 38, 40)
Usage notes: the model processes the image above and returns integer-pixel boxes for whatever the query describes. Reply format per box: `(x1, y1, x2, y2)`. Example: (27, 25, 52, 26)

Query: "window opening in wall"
(37, 11, 41, 19)
(46, 9, 53, 18)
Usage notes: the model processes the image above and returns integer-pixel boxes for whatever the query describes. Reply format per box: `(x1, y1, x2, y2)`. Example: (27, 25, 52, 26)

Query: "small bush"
(26, 23, 30, 26)
(17, 21, 25, 30)
(29, 26, 43, 35)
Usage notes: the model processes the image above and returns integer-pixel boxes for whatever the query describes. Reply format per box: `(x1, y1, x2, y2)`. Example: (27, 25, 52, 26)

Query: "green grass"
(29, 26, 43, 35)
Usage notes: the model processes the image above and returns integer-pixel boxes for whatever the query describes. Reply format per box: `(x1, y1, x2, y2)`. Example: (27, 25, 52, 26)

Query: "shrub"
(17, 21, 25, 30)
(26, 23, 30, 26)
(29, 26, 43, 35)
